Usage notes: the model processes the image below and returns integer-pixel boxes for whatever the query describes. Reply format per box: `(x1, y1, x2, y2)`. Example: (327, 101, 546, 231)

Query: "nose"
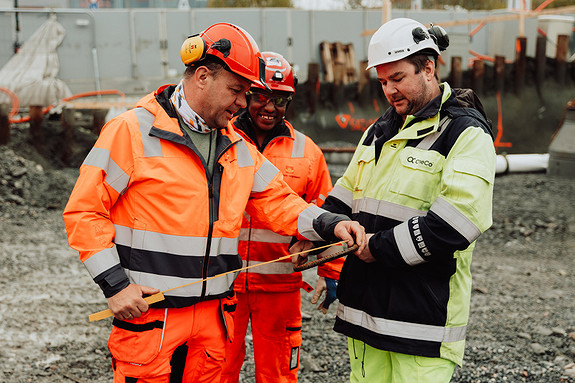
(263, 99, 276, 111)
(237, 92, 247, 109)
(383, 83, 396, 98)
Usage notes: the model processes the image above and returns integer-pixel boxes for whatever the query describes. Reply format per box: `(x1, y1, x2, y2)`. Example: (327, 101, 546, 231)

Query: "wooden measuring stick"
(88, 241, 346, 322)
(88, 293, 165, 322)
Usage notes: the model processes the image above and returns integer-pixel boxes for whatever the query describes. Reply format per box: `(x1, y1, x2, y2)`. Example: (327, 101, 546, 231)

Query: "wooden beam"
(361, 6, 575, 37)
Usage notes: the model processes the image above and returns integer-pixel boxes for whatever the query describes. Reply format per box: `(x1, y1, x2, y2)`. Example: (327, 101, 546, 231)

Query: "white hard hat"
(367, 18, 446, 70)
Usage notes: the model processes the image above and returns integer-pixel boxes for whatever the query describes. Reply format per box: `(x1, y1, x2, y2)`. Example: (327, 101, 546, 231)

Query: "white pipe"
(496, 153, 549, 174)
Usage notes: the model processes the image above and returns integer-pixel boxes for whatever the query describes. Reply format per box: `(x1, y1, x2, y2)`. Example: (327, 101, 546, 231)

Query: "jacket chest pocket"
(352, 146, 376, 195)
(389, 148, 444, 208)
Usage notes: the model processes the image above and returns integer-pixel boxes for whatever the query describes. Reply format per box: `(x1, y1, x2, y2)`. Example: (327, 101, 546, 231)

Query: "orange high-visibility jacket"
(63, 85, 330, 308)
(232, 113, 343, 293)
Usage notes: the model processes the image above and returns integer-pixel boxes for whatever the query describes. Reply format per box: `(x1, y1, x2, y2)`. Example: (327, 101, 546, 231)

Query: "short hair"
(184, 55, 226, 79)
(405, 53, 439, 80)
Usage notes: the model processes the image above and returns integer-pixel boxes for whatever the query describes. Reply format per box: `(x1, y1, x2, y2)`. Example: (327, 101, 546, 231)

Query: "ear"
(424, 59, 436, 81)
(194, 66, 210, 88)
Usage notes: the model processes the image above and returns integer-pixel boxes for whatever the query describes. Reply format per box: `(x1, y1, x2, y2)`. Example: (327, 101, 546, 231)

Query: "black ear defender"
(180, 35, 232, 65)
(412, 27, 429, 44)
(210, 38, 231, 58)
(428, 24, 449, 51)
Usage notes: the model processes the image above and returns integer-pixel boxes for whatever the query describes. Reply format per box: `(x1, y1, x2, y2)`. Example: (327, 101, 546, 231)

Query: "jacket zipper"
(200, 175, 214, 300)
(201, 140, 238, 298)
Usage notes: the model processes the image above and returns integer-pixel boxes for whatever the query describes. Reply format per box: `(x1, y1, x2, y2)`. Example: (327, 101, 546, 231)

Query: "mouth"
(258, 114, 276, 121)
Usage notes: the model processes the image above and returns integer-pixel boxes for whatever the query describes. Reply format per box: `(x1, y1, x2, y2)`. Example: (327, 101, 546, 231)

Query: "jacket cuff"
(312, 212, 350, 242)
(94, 264, 131, 298)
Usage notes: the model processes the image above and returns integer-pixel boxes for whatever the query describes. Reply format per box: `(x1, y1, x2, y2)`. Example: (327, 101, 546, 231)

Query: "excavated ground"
(1, 121, 574, 383)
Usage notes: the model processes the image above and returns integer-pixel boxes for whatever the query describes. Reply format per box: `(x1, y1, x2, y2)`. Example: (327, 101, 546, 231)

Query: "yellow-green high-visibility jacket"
(324, 84, 496, 366)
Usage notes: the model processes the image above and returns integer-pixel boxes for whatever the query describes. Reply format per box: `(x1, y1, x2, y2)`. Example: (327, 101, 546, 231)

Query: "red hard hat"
(180, 23, 267, 88)
(252, 51, 295, 93)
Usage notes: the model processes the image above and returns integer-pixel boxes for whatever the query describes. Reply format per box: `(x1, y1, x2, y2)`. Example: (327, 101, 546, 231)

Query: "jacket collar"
(232, 109, 292, 152)
(135, 84, 242, 144)
(367, 83, 453, 145)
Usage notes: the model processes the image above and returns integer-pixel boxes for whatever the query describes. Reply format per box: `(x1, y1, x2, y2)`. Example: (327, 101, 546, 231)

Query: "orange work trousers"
(109, 297, 235, 383)
(221, 290, 302, 383)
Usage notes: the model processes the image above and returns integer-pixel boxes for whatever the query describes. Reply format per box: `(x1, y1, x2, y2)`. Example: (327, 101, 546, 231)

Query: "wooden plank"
(450, 56, 462, 88)
(319, 41, 334, 83)
(514, 37, 527, 94)
(472, 60, 484, 95)
(29, 105, 44, 153)
(535, 35, 546, 89)
(61, 107, 75, 166)
(0, 104, 10, 145)
(495, 56, 506, 94)
(556, 34, 569, 85)
(344, 43, 358, 83)
(358, 59, 371, 107)
(306, 62, 320, 115)
(360, 6, 575, 36)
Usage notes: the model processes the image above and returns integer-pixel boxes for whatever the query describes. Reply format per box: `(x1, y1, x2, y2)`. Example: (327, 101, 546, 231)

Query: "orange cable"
(8, 89, 126, 124)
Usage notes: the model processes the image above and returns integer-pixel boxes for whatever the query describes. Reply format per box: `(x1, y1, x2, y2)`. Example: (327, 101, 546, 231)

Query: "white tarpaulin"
(0, 14, 71, 107)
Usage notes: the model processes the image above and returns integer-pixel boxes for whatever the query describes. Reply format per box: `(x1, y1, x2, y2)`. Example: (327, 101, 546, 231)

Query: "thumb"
(310, 289, 322, 304)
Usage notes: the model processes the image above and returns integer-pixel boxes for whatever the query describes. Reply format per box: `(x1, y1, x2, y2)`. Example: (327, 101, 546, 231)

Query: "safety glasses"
(247, 91, 292, 107)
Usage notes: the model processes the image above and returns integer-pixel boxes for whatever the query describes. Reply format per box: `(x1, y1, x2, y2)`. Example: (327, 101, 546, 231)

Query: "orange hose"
(7, 89, 126, 124)
(494, 91, 512, 149)
(534, 0, 555, 12)
(0, 87, 20, 118)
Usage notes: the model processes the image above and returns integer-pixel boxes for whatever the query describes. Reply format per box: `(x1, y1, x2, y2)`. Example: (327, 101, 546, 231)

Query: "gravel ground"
(1, 123, 574, 383)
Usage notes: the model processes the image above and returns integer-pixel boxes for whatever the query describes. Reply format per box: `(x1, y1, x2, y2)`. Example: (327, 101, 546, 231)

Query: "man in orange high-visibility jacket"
(63, 24, 366, 383)
(221, 52, 343, 383)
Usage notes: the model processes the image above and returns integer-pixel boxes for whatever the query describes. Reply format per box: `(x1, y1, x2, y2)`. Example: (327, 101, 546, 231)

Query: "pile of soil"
(1, 121, 574, 382)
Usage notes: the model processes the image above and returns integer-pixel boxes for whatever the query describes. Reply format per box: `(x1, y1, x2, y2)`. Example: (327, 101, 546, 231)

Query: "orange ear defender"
(180, 34, 207, 65)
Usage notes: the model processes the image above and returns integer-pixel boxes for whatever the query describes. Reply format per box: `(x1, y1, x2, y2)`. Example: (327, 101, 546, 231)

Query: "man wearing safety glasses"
(221, 52, 342, 383)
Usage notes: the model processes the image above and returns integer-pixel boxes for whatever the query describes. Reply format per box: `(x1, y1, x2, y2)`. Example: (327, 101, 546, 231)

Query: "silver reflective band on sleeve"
(252, 159, 280, 193)
(114, 224, 239, 256)
(83, 246, 121, 279)
(241, 260, 295, 274)
(236, 140, 255, 168)
(239, 228, 292, 244)
(135, 107, 163, 157)
(126, 269, 235, 298)
(291, 130, 306, 158)
(353, 197, 426, 222)
(394, 221, 426, 266)
(337, 304, 466, 343)
(297, 204, 326, 241)
(430, 197, 481, 243)
(329, 184, 353, 208)
(83, 147, 130, 194)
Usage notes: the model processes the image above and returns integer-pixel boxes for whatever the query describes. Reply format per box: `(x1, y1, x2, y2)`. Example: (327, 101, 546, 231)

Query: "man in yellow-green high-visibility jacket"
(294, 17, 496, 383)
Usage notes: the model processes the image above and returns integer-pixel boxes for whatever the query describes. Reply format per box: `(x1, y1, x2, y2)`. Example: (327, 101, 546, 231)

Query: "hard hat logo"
(251, 51, 295, 94)
(366, 17, 450, 70)
(266, 56, 283, 67)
